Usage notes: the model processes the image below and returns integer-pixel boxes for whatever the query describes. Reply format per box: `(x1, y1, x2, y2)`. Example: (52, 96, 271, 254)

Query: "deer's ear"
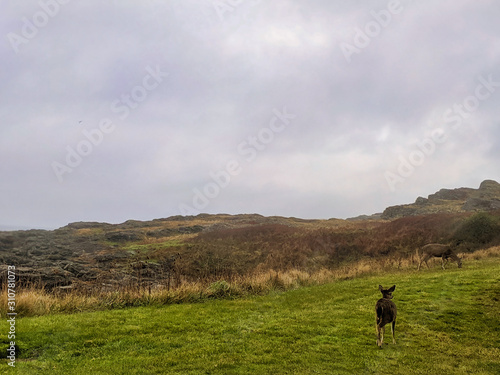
(379, 285, 383, 291)
(388, 285, 396, 292)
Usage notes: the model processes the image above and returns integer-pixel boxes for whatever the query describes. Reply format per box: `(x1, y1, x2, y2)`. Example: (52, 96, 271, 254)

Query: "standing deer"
(417, 244, 462, 270)
(375, 285, 397, 348)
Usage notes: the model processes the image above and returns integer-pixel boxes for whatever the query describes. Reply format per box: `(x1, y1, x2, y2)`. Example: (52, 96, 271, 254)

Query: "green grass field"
(5, 258, 500, 374)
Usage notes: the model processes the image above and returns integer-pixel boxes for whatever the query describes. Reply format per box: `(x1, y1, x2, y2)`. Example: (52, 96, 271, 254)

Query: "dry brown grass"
(2, 246, 498, 317)
(459, 246, 500, 260)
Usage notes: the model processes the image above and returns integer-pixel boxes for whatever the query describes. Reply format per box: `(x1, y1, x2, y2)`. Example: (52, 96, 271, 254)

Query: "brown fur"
(417, 244, 462, 270)
(375, 285, 397, 347)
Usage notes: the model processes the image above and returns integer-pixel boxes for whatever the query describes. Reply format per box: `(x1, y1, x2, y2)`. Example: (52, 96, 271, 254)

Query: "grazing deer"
(375, 285, 397, 348)
(417, 244, 462, 270)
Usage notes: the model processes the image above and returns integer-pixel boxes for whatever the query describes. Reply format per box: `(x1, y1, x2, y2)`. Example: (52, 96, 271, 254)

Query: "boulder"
(427, 187, 474, 201)
(64, 221, 112, 230)
(463, 198, 500, 211)
(381, 205, 418, 220)
(415, 196, 428, 205)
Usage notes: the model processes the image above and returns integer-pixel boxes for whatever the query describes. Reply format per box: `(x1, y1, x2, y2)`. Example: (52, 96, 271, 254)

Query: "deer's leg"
(417, 250, 427, 271)
(418, 253, 428, 270)
(391, 320, 396, 344)
(376, 324, 384, 347)
(442, 256, 451, 269)
(424, 256, 431, 269)
(441, 256, 446, 270)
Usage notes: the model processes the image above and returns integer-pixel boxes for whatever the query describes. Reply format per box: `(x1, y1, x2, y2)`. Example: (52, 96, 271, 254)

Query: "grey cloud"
(1, 0, 499, 229)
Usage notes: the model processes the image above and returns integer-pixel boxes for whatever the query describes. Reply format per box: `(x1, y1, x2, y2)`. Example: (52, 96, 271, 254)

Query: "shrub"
(453, 212, 500, 247)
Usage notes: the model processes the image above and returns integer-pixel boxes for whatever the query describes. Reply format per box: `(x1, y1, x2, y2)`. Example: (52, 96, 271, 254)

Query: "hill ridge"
(381, 179, 500, 220)
(1, 179, 499, 290)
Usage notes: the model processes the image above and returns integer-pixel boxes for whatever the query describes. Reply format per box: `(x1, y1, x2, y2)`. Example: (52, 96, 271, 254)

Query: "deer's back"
(376, 298, 397, 327)
(423, 244, 450, 255)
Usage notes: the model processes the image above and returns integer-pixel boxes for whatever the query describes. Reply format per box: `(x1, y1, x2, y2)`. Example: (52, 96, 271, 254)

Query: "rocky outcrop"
(64, 221, 112, 230)
(462, 198, 500, 211)
(380, 205, 419, 220)
(477, 179, 500, 193)
(428, 187, 475, 201)
(382, 180, 500, 220)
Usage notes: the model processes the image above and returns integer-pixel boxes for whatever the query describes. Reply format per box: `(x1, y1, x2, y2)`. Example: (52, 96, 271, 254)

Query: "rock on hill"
(382, 179, 500, 220)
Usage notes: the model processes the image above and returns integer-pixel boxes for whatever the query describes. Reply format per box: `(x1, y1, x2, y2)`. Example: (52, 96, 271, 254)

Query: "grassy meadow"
(3, 256, 499, 374)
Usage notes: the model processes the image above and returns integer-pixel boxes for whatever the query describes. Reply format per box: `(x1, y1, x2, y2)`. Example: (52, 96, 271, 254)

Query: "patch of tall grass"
(2, 246, 498, 317)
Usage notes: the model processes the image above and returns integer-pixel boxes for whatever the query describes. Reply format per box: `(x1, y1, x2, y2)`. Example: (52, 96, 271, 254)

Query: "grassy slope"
(7, 258, 500, 375)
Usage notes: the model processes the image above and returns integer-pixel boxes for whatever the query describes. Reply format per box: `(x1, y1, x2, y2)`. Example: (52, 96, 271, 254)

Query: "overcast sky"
(1, 0, 499, 230)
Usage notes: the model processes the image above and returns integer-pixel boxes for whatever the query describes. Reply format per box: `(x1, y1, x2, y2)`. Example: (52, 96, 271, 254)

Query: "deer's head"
(379, 285, 396, 299)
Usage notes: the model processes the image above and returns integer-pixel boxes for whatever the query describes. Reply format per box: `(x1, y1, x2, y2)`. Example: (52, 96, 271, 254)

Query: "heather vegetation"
(174, 211, 500, 282)
(1, 211, 499, 317)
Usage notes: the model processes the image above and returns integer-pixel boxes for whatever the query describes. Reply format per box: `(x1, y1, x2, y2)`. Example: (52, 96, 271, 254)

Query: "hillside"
(0, 214, 348, 288)
(0, 180, 499, 291)
(381, 179, 500, 219)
